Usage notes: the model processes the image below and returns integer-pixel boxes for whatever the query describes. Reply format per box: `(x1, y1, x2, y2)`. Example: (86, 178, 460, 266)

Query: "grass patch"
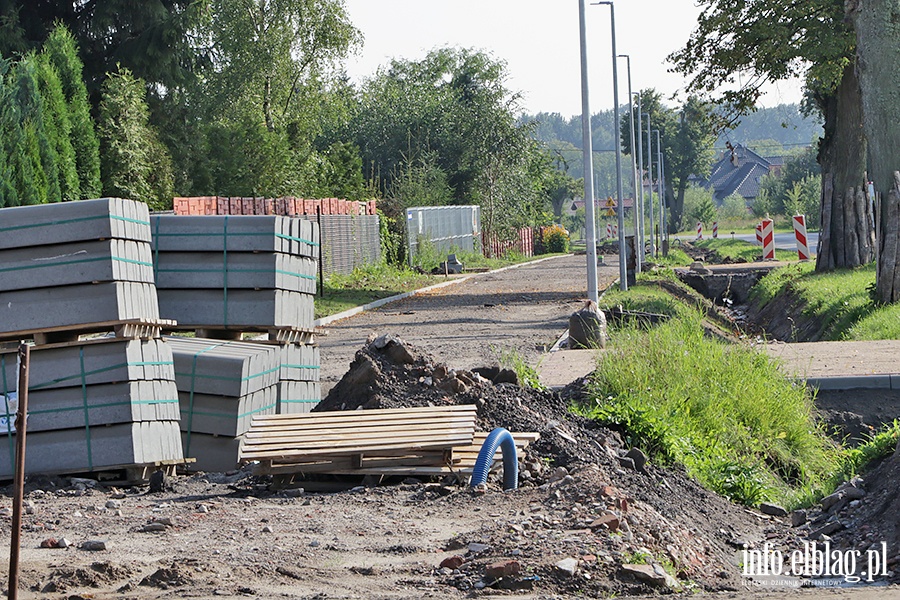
(579, 310, 839, 508)
(646, 247, 692, 267)
(694, 238, 796, 263)
(497, 347, 546, 391)
(750, 261, 894, 340)
(315, 263, 440, 319)
(601, 279, 694, 319)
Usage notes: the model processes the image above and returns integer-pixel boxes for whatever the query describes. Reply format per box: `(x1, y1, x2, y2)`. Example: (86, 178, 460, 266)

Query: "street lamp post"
(634, 94, 645, 261)
(644, 113, 655, 257)
(578, 0, 599, 304)
(618, 54, 640, 275)
(655, 129, 667, 256)
(596, 1, 627, 291)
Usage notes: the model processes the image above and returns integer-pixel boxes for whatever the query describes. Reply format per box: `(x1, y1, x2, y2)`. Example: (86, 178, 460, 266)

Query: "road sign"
(604, 197, 616, 217)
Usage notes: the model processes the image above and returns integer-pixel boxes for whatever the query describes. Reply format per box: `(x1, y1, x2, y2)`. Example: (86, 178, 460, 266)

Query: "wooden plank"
(249, 404, 475, 424)
(241, 435, 474, 460)
(242, 417, 478, 440)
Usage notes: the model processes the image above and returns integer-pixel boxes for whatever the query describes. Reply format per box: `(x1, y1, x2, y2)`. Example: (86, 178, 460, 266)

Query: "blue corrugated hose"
(470, 428, 518, 490)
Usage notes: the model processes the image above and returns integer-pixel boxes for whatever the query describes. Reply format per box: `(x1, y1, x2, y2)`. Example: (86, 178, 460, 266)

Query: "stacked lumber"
(165, 336, 280, 471)
(240, 405, 478, 474)
(0, 338, 183, 478)
(0, 198, 167, 343)
(273, 343, 321, 414)
(150, 215, 319, 333)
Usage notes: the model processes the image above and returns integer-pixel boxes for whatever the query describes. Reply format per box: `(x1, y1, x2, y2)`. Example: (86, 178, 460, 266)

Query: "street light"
(655, 129, 668, 256)
(618, 54, 640, 275)
(595, 0, 627, 291)
(643, 112, 655, 257)
(634, 94, 646, 261)
(577, 0, 599, 304)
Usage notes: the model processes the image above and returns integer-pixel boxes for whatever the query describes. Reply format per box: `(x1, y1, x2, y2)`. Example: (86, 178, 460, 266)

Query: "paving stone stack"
(0, 198, 160, 338)
(165, 336, 280, 471)
(150, 216, 318, 331)
(0, 339, 183, 478)
(274, 343, 321, 414)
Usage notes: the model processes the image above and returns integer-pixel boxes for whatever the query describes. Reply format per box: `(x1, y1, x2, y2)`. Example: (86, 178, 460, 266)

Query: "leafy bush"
(718, 193, 750, 221)
(683, 185, 717, 226)
(542, 224, 570, 253)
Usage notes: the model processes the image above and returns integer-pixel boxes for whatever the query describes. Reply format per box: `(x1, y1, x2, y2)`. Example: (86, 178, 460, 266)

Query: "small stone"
(80, 540, 106, 551)
(820, 492, 843, 511)
(440, 555, 465, 570)
(262, 525, 274, 533)
(0, 507, 12, 518)
(621, 563, 681, 590)
(467, 542, 490, 554)
(617, 456, 636, 470)
(141, 523, 167, 533)
(56, 538, 72, 549)
(485, 560, 521, 580)
(309, 540, 320, 547)
(589, 514, 620, 532)
(810, 520, 843, 540)
(759, 503, 788, 517)
(152, 517, 176, 527)
(790, 510, 808, 527)
(555, 557, 579, 576)
(197, 505, 210, 514)
(40, 538, 57, 548)
(548, 467, 569, 483)
(842, 486, 866, 500)
(582, 554, 597, 563)
(625, 448, 648, 471)
(105, 500, 121, 510)
(24, 501, 35, 515)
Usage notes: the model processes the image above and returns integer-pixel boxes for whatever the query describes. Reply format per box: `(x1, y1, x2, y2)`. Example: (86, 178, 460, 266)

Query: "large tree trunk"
(815, 60, 873, 271)
(852, 0, 900, 302)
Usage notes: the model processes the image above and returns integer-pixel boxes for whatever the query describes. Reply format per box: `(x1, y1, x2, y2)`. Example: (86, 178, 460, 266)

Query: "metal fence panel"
(406, 205, 481, 264)
(300, 214, 380, 276)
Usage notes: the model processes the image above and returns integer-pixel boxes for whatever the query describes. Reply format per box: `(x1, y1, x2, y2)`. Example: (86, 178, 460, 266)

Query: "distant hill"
(717, 104, 823, 153)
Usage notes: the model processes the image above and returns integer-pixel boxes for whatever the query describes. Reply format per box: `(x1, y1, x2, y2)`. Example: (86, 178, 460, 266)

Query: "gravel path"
(318, 254, 620, 396)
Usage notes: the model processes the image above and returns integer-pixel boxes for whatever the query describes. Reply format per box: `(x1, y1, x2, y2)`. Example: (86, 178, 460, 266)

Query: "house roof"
(704, 144, 778, 201)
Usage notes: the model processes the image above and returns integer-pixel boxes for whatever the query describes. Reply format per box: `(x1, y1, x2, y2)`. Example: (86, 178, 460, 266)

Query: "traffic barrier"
(761, 218, 775, 260)
(697, 222, 703, 240)
(712, 221, 718, 239)
(755, 223, 762, 246)
(606, 223, 612, 239)
(793, 214, 810, 260)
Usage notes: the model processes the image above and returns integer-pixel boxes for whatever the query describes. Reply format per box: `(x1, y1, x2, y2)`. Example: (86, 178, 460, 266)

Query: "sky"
(342, 0, 805, 118)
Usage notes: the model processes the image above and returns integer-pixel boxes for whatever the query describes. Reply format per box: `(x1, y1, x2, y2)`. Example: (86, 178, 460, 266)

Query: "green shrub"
(542, 224, 570, 253)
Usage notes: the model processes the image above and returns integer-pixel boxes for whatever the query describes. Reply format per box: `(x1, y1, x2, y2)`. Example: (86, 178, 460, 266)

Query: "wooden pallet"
(173, 327, 322, 345)
(3, 458, 195, 486)
(0, 319, 176, 345)
(241, 405, 478, 473)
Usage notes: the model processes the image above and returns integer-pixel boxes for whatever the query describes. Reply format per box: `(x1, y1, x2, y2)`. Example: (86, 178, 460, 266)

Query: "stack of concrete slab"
(165, 336, 280, 471)
(0, 338, 183, 478)
(274, 343, 321, 414)
(150, 216, 319, 331)
(0, 199, 161, 338)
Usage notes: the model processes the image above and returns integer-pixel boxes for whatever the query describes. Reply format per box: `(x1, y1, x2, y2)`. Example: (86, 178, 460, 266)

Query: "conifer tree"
(35, 55, 80, 201)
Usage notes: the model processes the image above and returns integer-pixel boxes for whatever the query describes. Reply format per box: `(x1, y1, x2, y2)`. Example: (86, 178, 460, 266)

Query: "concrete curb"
(313, 255, 565, 328)
(805, 374, 900, 391)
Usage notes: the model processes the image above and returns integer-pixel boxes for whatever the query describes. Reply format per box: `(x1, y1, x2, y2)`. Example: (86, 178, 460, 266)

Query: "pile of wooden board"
(165, 336, 280, 471)
(149, 215, 318, 333)
(0, 198, 166, 343)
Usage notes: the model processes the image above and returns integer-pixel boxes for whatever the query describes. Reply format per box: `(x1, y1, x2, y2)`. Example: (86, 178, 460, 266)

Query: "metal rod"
(597, 1, 627, 291)
(644, 113, 655, 257)
(619, 54, 640, 274)
(316, 206, 324, 296)
(635, 95, 646, 261)
(579, 0, 599, 304)
(655, 129, 667, 256)
(8, 343, 30, 600)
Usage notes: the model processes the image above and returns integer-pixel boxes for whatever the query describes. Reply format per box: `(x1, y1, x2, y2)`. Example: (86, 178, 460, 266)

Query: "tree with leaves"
(34, 54, 79, 201)
(98, 66, 173, 210)
(670, 0, 872, 270)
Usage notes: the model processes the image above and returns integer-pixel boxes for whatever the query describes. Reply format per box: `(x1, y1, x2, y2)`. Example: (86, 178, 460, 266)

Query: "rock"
(569, 301, 607, 349)
(810, 520, 843, 540)
(589, 514, 620, 533)
(617, 456, 636, 470)
(140, 523, 167, 533)
(56, 538, 72, 549)
(842, 486, 866, 500)
(555, 557, 579, 577)
(759, 503, 788, 517)
(24, 501, 35, 515)
(440, 555, 465, 570)
(467, 542, 491, 554)
(309, 540, 320, 547)
(262, 526, 273, 533)
(148, 470, 165, 493)
(0, 507, 12, 518)
(40, 538, 57, 548)
(790, 509, 808, 527)
(485, 560, 521, 580)
(105, 500, 121, 510)
(548, 466, 569, 483)
(197, 505, 210, 514)
(820, 491, 843, 511)
(80, 540, 107, 551)
(621, 563, 681, 590)
(152, 517, 176, 527)
(625, 448, 648, 471)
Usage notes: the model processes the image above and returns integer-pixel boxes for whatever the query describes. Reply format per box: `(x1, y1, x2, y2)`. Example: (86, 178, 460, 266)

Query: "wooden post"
(8, 343, 30, 600)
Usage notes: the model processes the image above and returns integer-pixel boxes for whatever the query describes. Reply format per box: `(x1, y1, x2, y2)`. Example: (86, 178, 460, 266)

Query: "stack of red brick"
(173, 196, 378, 217)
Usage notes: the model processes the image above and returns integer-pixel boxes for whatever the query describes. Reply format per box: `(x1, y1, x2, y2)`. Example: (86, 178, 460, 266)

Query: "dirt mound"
(316, 333, 788, 592)
(38, 561, 136, 593)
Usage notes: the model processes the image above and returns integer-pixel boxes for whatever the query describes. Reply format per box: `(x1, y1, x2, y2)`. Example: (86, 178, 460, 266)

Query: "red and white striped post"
(696, 222, 703, 240)
(606, 223, 612, 239)
(712, 221, 718, 239)
(612, 224, 618, 239)
(755, 223, 763, 246)
(793, 214, 810, 260)
(761, 218, 775, 260)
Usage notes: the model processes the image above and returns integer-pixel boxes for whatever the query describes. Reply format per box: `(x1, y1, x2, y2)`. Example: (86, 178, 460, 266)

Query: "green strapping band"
(179, 402, 276, 421)
(79, 347, 93, 471)
(184, 343, 224, 456)
(280, 399, 319, 404)
(0, 255, 153, 274)
(174, 365, 278, 382)
(281, 364, 320, 370)
(153, 216, 161, 280)
(30, 360, 175, 390)
(153, 230, 320, 247)
(222, 216, 229, 327)
(0, 213, 150, 234)
(154, 267, 316, 282)
(1, 356, 14, 474)
(28, 398, 179, 417)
